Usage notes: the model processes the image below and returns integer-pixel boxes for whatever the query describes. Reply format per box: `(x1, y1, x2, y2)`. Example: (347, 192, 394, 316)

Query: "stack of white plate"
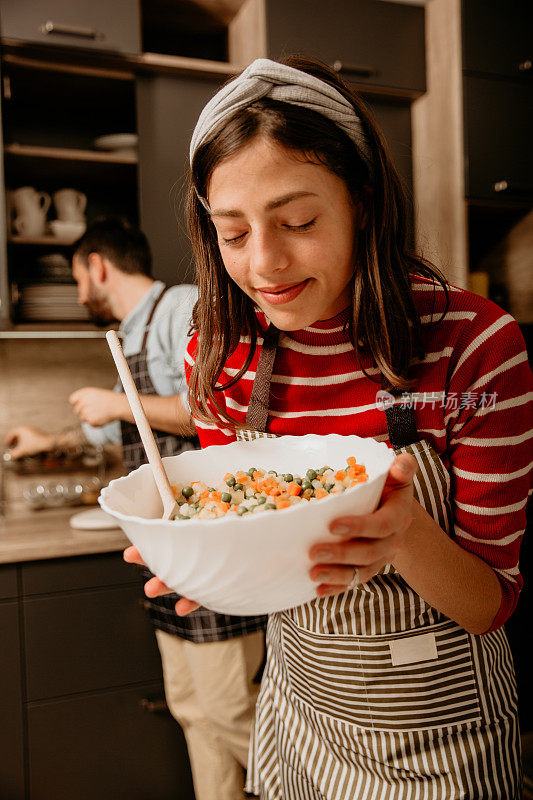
(93, 133, 138, 157)
(20, 284, 89, 321)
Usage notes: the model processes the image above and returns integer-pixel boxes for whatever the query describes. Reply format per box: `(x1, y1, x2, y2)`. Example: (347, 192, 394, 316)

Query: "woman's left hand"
(309, 453, 418, 596)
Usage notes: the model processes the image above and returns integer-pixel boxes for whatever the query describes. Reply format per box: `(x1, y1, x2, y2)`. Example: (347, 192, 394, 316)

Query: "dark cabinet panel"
(264, 0, 425, 94)
(0, 0, 141, 55)
(24, 584, 162, 700)
(462, 0, 532, 80)
(27, 681, 194, 800)
(0, 601, 25, 800)
(0, 563, 18, 599)
(463, 76, 533, 203)
(21, 552, 140, 596)
(136, 73, 225, 285)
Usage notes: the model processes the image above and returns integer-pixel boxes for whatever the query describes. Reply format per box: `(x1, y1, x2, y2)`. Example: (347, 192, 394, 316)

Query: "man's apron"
(242, 325, 521, 799)
(119, 285, 197, 471)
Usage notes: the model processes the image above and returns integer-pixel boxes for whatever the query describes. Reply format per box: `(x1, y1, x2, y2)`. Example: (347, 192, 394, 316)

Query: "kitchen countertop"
(0, 504, 129, 563)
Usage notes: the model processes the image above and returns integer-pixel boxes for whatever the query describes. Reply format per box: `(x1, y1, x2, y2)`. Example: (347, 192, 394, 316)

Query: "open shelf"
(4, 143, 138, 164)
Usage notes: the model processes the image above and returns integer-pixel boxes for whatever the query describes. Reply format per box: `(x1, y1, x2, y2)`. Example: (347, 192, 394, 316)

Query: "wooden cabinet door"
(0, 601, 25, 800)
(463, 76, 533, 203)
(462, 0, 532, 80)
(136, 73, 225, 286)
(0, 0, 141, 55)
(27, 681, 195, 800)
(262, 0, 425, 94)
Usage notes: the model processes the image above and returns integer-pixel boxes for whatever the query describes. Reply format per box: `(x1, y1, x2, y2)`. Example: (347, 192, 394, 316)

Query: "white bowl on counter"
(99, 434, 395, 615)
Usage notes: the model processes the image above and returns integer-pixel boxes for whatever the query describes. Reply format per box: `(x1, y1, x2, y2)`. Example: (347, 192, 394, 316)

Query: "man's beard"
(85, 282, 116, 327)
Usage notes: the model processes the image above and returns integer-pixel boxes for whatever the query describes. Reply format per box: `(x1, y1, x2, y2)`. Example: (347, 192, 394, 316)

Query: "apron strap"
(246, 323, 280, 432)
(382, 386, 420, 449)
(140, 285, 169, 351)
(243, 323, 420, 446)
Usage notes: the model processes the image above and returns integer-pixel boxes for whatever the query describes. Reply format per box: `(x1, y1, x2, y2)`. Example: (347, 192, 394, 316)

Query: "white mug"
(11, 186, 51, 237)
(53, 189, 87, 223)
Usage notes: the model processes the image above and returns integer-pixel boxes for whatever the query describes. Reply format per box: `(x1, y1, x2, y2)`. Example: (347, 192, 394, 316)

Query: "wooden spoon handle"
(106, 330, 177, 520)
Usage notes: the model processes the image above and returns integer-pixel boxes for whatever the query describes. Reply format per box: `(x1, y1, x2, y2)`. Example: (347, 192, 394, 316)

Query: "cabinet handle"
(39, 21, 105, 41)
(332, 60, 377, 78)
(140, 697, 169, 714)
(493, 180, 533, 195)
(518, 60, 532, 72)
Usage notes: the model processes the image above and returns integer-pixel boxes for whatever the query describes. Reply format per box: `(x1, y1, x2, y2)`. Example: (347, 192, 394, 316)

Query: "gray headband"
(189, 58, 372, 193)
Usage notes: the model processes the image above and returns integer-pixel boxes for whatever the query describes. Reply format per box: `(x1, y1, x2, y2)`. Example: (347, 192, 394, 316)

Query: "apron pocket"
(282, 616, 482, 732)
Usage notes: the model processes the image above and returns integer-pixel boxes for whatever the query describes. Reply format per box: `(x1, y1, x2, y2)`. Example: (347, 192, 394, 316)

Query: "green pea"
(267, 470, 278, 476)
(324, 483, 334, 492)
(317, 467, 327, 475)
(264, 503, 277, 510)
(226, 476, 236, 487)
(237, 506, 249, 516)
(306, 469, 318, 481)
(182, 486, 194, 498)
(207, 487, 215, 493)
(221, 492, 232, 503)
(301, 479, 312, 490)
(176, 513, 189, 520)
(257, 496, 267, 505)
(234, 483, 243, 491)
(294, 477, 302, 485)
(247, 467, 257, 477)
(283, 473, 294, 483)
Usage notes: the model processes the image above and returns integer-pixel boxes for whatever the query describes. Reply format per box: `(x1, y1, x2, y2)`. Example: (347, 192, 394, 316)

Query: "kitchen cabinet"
(0, 57, 139, 327)
(412, 0, 533, 294)
(4, 552, 195, 800)
(0, 600, 25, 800)
(0, 0, 141, 56)
(136, 73, 226, 286)
(462, 0, 532, 81)
(229, 0, 425, 97)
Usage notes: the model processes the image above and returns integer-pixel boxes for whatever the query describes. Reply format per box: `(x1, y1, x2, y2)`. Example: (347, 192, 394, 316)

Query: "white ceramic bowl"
(49, 220, 86, 240)
(99, 434, 395, 615)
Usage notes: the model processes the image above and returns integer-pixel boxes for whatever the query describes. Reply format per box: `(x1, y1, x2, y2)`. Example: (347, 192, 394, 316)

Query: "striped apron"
(240, 325, 522, 799)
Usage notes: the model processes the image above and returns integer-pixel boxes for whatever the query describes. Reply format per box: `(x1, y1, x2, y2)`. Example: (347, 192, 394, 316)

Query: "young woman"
(126, 56, 532, 798)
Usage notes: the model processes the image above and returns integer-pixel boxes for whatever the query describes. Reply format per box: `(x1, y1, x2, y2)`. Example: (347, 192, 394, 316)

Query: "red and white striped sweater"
(185, 276, 533, 630)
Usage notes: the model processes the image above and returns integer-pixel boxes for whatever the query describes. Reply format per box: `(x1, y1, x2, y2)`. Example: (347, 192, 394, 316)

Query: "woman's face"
(207, 136, 363, 330)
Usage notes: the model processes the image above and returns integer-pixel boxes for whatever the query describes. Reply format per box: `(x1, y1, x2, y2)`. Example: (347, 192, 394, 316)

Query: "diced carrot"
(216, 501, 231, 512)
(276, 498, 291, 509)
(314, 488, 328, 499)
(199, 490, 210, 499)
(223, 473, 235, 481)
(288, 482, 302, 496)
(253, 470, 263, 480)
(335, 470, 346, 481)
(346, 466, 356, 479)
(210, 491, 222, 501)
(346, 456, 357, 467)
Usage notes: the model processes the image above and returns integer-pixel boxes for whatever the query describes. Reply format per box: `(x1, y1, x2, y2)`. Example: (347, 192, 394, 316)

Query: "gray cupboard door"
(262, 0, 425, 94)
(0, 0, 141, 55)
(0, 601, 25, 800)
(136, 74, 225, 286)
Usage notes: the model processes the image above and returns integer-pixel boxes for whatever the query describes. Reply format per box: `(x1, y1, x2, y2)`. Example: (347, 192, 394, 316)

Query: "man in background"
(5, 217, 265, 800)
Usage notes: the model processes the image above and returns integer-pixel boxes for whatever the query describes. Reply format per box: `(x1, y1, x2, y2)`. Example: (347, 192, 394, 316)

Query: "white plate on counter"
(70, 508, 120, 531)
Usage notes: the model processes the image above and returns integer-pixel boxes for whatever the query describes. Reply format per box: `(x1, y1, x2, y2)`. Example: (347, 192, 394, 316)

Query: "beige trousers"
(155, 629, 264, 800)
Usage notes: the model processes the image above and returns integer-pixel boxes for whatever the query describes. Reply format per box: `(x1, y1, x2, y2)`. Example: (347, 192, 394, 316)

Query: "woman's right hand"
(123, 546, 201, 615)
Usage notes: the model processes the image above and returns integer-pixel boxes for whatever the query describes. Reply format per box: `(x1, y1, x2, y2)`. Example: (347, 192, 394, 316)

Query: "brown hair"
(74, 216, 152, 276)
(186, 55, 449, 429)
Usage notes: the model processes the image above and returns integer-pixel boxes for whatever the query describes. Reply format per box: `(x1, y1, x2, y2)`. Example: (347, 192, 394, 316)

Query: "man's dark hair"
(73, 217, 152, 276)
